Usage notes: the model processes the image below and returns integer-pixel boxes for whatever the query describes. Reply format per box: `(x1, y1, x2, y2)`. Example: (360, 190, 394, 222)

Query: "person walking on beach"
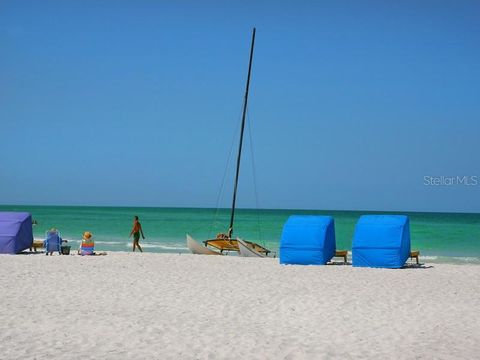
(129, 216, 145, 252)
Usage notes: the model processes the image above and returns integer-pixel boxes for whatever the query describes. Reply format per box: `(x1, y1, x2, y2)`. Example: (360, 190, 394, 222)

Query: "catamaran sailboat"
(186, 28, 272, 257)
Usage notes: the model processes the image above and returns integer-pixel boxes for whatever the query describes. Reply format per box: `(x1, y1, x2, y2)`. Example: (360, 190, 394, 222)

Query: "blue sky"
(1, 1, 479, 212)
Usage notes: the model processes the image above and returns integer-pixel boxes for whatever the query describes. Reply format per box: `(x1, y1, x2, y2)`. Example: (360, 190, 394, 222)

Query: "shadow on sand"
(325, 261, 434, 269)
(327, 261, 352, 266)
(402, 263, 434, 269)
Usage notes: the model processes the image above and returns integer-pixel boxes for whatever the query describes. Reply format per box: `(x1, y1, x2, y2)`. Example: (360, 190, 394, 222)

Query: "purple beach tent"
(0, 212, 34, 254)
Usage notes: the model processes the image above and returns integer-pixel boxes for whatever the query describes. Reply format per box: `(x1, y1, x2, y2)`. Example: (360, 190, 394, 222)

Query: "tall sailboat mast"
(186, 28, 272, 257)
(228, 27, 256, 238)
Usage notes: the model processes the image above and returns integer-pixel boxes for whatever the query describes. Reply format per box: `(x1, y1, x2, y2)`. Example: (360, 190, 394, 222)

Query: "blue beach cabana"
(352, 215, 410, 268)
(0, 212, 34, 254)
(280, 215, 336, 265)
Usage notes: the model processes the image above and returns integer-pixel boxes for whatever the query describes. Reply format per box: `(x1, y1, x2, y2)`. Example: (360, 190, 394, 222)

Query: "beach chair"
(44, 230, 63, 255)
(409, 250, 420, 264)
(31, 240, 45, 252)
(333, 250, 348, 263)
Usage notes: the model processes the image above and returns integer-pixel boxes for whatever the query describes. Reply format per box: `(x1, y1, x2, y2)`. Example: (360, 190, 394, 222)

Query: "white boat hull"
(186, 234, 222, 255)
(237, 238, 267, 258)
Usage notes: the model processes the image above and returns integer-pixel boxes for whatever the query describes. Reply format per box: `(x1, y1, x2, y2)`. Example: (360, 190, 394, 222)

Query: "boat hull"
(186, 234, 222, 255)
(237, 238, 267, 257)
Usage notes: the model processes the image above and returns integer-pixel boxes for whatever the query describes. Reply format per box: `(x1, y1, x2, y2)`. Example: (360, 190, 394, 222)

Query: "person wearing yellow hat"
(78, 231, 95, 255)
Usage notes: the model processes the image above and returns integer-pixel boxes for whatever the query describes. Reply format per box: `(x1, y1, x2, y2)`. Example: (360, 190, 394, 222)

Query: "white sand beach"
(0, 253, 479, 360)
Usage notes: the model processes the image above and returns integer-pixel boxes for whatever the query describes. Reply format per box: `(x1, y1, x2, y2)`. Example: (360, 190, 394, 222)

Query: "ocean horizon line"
(2, 203, 479, 216)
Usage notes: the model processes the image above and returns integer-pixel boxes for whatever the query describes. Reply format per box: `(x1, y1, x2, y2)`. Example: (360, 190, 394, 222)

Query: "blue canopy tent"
(352, 215, 410, 268)
(0, 212, 34, 254)
(280, 215, 336, 265)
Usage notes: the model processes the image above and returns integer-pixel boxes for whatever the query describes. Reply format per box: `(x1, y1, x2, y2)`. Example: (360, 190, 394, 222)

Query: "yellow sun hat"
(83, 231, 93, 240)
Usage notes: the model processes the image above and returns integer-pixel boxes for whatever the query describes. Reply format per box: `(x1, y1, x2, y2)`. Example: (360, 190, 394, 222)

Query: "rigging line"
(209, 102, 245, 239)
(246, 108, 263, 245)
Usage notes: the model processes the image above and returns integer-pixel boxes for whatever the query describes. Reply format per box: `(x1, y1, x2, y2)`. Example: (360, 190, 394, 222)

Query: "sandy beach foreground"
(0, 253, 479, 360)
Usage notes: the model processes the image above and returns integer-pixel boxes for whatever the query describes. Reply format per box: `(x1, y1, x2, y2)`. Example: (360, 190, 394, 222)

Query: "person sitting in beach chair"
(78, 231, 95, 256)
(43, 228, 66, 256)
(78, 231, 107, 256)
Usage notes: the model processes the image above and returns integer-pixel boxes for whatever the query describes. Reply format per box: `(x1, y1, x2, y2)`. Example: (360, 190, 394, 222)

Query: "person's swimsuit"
(80, 239, 94, 255)
(133, 222, 141, 241)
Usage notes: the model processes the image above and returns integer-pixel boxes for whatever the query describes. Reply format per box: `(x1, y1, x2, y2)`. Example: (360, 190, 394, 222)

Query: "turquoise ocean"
(1, 205, 479, 264)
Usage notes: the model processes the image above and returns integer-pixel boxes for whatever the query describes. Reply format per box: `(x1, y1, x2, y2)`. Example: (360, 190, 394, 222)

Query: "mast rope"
(246, 109, 263, 245)
(208, 101, 244, 239)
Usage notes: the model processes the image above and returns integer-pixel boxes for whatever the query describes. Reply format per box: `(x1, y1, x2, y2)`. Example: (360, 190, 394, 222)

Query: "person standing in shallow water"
(129, 216, 145, 252)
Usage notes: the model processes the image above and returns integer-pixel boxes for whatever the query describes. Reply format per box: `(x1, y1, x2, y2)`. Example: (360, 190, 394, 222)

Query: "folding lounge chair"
(334, 250, 348, 263)
(44, 230, 63, 255)
(31, 240, 44, 252)
(409, 250, 420, 264)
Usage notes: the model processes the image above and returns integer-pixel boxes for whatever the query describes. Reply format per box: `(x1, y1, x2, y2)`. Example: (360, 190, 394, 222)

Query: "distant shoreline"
(3, 205, 479, 262)
(2, 203, 479, 215)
